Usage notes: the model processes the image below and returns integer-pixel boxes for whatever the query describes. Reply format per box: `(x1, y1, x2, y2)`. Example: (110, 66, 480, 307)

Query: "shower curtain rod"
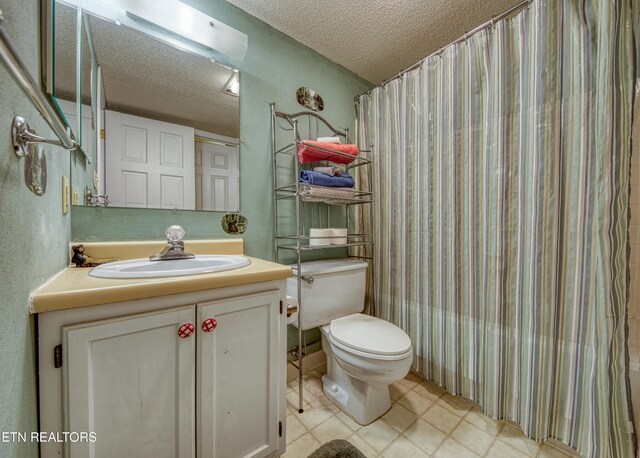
(357, 0, 531, 98)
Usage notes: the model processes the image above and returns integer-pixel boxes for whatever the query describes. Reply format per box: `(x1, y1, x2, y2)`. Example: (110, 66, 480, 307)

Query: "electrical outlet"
(62, 176, 70, 214)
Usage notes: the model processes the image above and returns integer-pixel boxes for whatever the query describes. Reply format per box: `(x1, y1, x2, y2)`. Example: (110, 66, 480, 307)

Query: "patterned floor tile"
(437, 393, 474, 417)
(485, 439, 529, 458)
(389, 381, 411, 401)
(284, 432, 321, 457)
(331, 410, 360, 431)
(463, 407, 503, 436)
(356, 419, 400, 452)
(450, 420, 494, 456)
(310, 416, 353, 443)
(285, 413, 307, 445)
(382, 436, 429, 458)
(397, 390, 434, 416)
(382, 403, 418, 432)
(403, 418, 447, 454)
(432, 438, 479, 457)
(421, 404, 464, 434)
(347, 432, 379, 458)
(284, 372, 576, 458)
(413, 381, 445, 402)
(294, 401, 334, 430)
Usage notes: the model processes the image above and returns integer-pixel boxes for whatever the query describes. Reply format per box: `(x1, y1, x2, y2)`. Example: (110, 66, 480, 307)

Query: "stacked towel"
(300, 170, 355, 188)
(317, 136, 341, 144)
(299, 186, 358, 203)
(297, 141, 359, 165)
(314, 166, 342, 176)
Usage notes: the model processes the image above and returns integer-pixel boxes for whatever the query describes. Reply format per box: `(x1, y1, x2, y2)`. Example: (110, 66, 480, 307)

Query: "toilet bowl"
(287, 259, 413, 425)
(320, 314, 413, 424)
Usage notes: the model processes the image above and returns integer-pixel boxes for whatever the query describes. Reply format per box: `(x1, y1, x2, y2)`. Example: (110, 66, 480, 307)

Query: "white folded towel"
(316, 136, 342, 144)
(313, 166, 342, 176)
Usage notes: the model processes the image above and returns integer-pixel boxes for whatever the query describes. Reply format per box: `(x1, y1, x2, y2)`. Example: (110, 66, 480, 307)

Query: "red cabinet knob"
(201, 318, 217, 332)
(178, 323, 195, 338)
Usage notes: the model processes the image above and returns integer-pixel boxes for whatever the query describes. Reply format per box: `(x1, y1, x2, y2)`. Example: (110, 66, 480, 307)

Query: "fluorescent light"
(62, 0, 248, 61)
(124, 0, 247, 61)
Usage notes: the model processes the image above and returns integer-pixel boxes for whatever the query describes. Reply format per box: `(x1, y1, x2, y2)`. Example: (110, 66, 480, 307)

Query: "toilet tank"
(287, 259, 368, 330)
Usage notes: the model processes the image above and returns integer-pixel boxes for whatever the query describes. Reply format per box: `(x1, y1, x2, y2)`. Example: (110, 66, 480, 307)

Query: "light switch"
(72, 185, 79, 205)
(62, 176, 70, 214)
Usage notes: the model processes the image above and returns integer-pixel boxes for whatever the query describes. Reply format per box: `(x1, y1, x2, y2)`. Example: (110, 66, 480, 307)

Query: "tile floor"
(283, 371, 579, 458)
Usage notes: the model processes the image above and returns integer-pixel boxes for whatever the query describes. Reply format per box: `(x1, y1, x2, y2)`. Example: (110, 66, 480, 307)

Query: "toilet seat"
(328, 314, 412, 360)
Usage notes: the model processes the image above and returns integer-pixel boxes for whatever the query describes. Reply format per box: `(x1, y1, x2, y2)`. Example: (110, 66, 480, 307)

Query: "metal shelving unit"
(271, 103, 373, 413)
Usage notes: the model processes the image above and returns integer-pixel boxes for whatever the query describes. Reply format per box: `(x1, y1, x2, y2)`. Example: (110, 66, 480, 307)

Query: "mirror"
(54, 3, 96, 199)
(51, 2, 241, 212)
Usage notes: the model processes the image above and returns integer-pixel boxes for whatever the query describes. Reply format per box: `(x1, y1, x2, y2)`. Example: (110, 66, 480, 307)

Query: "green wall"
(0, 1, 71, 456)
(0, 1, 369, 455)
(71, 0, 372, 260)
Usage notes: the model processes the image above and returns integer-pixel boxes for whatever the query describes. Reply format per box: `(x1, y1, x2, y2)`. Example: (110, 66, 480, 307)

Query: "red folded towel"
(297, 141, 359, 165)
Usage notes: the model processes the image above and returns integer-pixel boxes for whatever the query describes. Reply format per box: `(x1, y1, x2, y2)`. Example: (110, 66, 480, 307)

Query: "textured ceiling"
(226, 0, 523, 84)
(55, 4, 239, 137)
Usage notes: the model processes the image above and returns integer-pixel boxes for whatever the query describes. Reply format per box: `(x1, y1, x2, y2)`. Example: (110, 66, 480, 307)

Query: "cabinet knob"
(178, 323, 195, 338)
(201, 318, 217, 332)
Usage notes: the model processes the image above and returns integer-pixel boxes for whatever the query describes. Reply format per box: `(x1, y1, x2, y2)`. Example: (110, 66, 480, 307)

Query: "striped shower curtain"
(356, 0, 637, 456)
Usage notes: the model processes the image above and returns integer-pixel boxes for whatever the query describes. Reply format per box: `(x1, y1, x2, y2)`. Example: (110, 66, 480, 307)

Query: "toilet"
(288, 259, 413, 425)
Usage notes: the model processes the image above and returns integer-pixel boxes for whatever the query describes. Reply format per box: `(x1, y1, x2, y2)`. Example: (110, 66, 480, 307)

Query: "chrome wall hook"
(12, 116, 77, 158)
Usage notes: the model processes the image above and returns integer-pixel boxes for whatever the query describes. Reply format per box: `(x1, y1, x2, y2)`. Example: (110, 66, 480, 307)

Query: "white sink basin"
(88, 255, 251, 279)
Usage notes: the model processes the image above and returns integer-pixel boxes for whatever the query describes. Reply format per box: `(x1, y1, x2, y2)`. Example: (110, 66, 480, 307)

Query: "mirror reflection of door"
(51, 2, 241, 212)
(105, 111, 196, 209)
(195, 133, 239, 212)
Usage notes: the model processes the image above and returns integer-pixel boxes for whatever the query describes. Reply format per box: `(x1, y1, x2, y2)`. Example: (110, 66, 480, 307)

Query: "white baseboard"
(287, 350, 327, 382)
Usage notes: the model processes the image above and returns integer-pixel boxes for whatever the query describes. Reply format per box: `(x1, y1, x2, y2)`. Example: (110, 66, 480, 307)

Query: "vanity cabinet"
(64, 305, 196, 457)
(38, 283, 286, 458)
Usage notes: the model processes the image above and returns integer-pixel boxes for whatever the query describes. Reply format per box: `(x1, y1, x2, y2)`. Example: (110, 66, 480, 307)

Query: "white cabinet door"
(105, 110, 195, 209)
(197, 291, 281, 458)
(63, 305, 196, 458)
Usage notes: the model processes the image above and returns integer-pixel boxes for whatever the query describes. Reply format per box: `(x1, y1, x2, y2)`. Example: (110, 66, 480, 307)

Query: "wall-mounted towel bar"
(0, 9, 86, 159)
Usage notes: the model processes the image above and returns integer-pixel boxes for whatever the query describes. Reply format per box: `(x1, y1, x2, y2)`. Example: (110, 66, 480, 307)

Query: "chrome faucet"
(150, 225, 195, 261)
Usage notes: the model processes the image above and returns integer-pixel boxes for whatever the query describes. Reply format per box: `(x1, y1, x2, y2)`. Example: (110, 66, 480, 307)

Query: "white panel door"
(63, 306, 196, 458)
(105, 110, 195, 209)
(194, 135, 239, 212)
(197, 291, 280, 458)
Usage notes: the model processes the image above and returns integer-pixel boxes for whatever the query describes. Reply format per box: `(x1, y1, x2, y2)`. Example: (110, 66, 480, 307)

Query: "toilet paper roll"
(285, 295, 299, 325)
(330, 228, 348, 245)
(309, 228, 332, 246)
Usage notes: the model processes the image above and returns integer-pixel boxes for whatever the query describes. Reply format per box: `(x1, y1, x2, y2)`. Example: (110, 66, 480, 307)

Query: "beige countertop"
(30, 239, 292, 314)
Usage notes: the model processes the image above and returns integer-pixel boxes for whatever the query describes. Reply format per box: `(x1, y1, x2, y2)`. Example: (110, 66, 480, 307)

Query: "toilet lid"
(329, 314, 412, 356)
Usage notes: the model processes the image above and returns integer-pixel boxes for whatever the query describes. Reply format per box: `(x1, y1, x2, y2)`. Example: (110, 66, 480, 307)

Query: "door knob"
(178, 323, 195, 338)
(201, 318, 217, 332)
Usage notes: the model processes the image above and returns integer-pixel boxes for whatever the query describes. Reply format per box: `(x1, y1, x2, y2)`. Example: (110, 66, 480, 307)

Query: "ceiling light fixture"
(60, 0, 248, 61)
(124, 0, 247, 61)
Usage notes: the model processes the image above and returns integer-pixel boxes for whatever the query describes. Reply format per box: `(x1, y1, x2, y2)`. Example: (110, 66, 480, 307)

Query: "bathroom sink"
(88, 255, 251, 279)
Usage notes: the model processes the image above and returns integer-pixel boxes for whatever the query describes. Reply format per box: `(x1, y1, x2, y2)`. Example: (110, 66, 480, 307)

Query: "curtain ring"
(463, 32, 468, 44)
(490, 16, 496, 26)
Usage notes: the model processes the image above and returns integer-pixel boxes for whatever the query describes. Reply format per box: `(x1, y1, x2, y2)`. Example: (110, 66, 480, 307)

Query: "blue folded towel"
(300, 170, 355, 188)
